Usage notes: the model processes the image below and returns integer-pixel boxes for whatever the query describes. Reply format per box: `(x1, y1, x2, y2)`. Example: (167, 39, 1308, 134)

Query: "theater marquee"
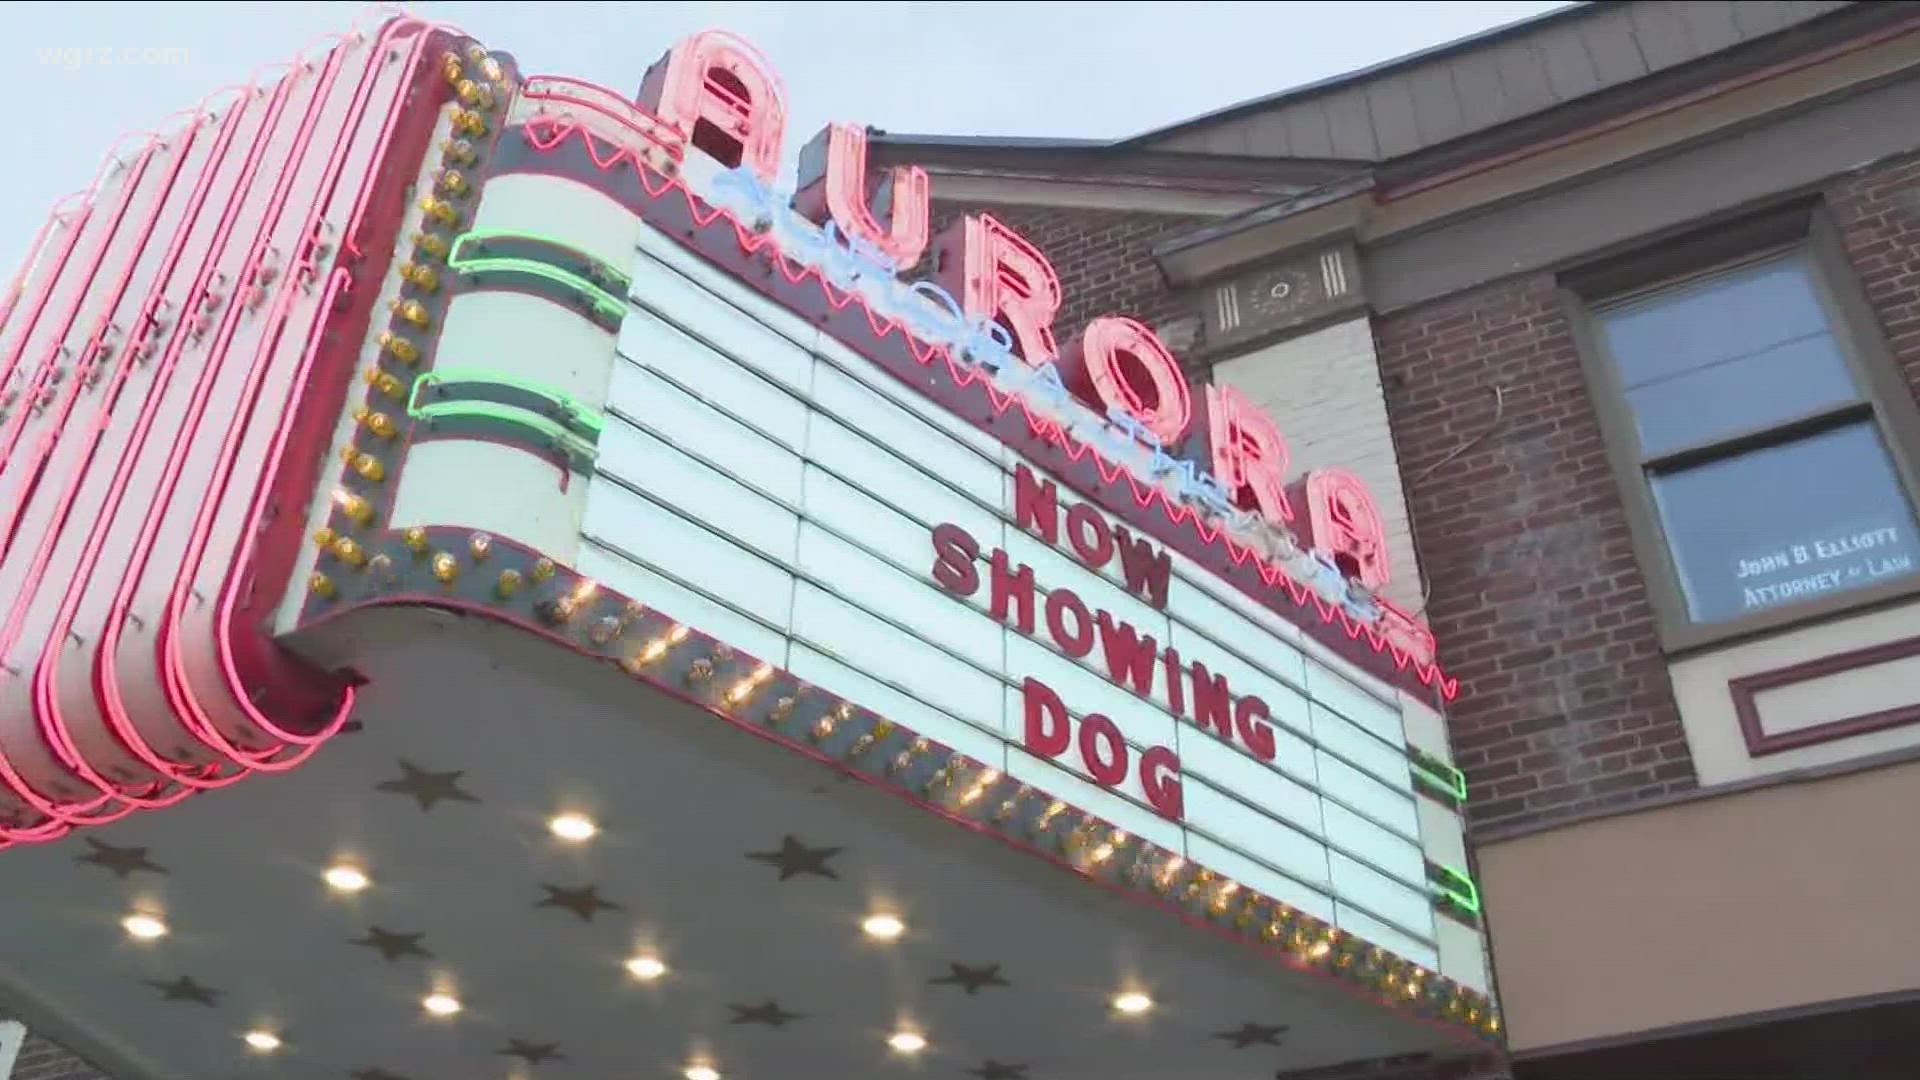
(0, 18, 1492, 1080)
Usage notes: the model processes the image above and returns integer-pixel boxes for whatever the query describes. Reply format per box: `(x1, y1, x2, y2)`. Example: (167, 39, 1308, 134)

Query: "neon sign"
(598, 31, 1439, 679)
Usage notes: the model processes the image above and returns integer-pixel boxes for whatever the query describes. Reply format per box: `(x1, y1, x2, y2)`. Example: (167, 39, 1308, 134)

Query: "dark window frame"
(1561, 201, 1920, 653)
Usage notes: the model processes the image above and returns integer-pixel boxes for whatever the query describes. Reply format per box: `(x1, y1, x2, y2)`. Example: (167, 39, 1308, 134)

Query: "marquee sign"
(0, 20, 1492, 1061)
(428, 30, 1468, 973)
(648, 56, 1450, 700)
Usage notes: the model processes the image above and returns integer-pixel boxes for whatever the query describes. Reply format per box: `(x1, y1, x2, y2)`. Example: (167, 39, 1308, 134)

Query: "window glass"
(1600, 256, 1858, 457)
(1649, 420, 1920, 622)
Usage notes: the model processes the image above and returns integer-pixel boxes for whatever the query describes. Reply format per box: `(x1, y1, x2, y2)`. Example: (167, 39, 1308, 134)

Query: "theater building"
(0, 11, 1493, 1080)
(869, 1, 1920, 1077)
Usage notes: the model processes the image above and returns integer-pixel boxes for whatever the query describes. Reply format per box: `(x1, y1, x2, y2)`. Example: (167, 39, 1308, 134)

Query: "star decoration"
(729, 1000, 804, 1027)
(350, 927, 433, 963)
(142, 976, 221, 1006)
(76, 837, 167, 878)
(499, 1039, 565, 1064)
(745, 835, 841, 881)
(969, 1062, 1029, 1080)
(536, 883, 622, 921)
(1215, 1022, 1289, 1049)
(350, 1070, 412, 1080)
(929, 962, 1010, 995)
(374, 759, 479, 811)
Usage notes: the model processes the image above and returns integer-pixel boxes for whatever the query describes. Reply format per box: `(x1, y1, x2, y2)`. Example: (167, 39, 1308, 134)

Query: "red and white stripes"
(0, 15, 456, 845)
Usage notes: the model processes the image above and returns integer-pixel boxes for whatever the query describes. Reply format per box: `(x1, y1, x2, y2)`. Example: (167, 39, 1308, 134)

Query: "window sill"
(1659, 570, 1920, 659)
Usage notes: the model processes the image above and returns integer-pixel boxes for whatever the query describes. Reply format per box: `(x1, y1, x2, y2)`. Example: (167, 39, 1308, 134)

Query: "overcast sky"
(2, 0, 1568, 266)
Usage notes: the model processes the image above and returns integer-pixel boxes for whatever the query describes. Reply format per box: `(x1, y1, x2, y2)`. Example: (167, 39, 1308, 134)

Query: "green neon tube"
(450, 229, 629, 322)
(1429, 863, 1481, 916)
(410, 398, 599, 465)
(411, 367, 606, 436)
(1410, 749, 1468, 804)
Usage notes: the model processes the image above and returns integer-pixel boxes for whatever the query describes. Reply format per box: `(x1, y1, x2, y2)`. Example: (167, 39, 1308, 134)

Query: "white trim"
(925, 173, 1268, 215)
(0, 1021, 23, 1079)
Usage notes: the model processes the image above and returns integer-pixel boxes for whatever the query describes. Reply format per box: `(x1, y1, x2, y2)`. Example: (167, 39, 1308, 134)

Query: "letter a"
(638, 30, 787, 183)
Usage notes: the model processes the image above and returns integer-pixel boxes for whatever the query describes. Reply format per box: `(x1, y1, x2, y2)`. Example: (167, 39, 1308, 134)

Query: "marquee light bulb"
(548, 813, 597, 842)
(122, 912, 168, 941)
(860, 913, 905, 941)
(422, 991, 462, 1017)
(332, 489, 373, 524)
(323, 864, 370, 893)
(627, 954, 667, 981)
(1113, 991, 1153, 1015)
(886, 1030, 926, 1054)
(684, 1067, 720, 1080)
(242, 1030, 281, 1052)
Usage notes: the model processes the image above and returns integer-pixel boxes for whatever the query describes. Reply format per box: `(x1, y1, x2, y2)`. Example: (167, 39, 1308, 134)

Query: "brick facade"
(1827, 150, 1920, 402)
(1373, 277, 1696, 835)
(925, 201, 1206, 356)
(1367, 150, 1920, 836)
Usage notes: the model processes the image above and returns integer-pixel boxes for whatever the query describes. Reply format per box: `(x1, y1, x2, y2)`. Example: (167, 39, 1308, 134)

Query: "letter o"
(1078, 713, 1129, 787)
(1062, 315, 1192, 445)
(1044, 587, 1095, 659)
(1065, 502, 1116, 570)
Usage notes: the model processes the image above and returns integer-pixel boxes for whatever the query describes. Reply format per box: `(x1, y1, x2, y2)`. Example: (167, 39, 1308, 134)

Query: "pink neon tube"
(168, 19, 438, 758)
(27, 92, 258, 815)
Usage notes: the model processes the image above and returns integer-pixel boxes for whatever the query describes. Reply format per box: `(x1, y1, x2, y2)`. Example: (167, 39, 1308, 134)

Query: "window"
(1570, 208, 1920, 648)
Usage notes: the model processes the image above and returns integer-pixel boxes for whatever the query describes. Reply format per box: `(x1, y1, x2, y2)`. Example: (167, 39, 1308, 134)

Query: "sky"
(0, 0, 1569, 268)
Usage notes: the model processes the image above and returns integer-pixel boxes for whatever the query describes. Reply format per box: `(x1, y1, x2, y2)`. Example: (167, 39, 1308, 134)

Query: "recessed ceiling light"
(860, 912, 905, 941)
(323, 864, 370, 893)
(121, 912, 167, 941)
(242, 1030, 281, 1052)
(1112, 991, 1153, 1014)
(887, 1030, 927, 1054)
(548, 812, 598, 842)
(626, 953, 667, 981)
(421, 991, 462, 1017)
(684, 1066, 720, 1080)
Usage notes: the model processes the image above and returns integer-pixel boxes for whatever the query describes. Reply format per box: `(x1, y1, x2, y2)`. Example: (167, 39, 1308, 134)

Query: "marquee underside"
(0, 606, 1470, 1080)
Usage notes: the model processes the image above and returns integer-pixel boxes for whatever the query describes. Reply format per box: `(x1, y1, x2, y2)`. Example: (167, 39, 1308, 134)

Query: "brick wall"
(11, 1033, 110, 1080)
(925, 201, 1206, 356)
(1373, 276, 1696, 835)
(1367, 151, 1920, 837)
(1827, 150, 1920, 401)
